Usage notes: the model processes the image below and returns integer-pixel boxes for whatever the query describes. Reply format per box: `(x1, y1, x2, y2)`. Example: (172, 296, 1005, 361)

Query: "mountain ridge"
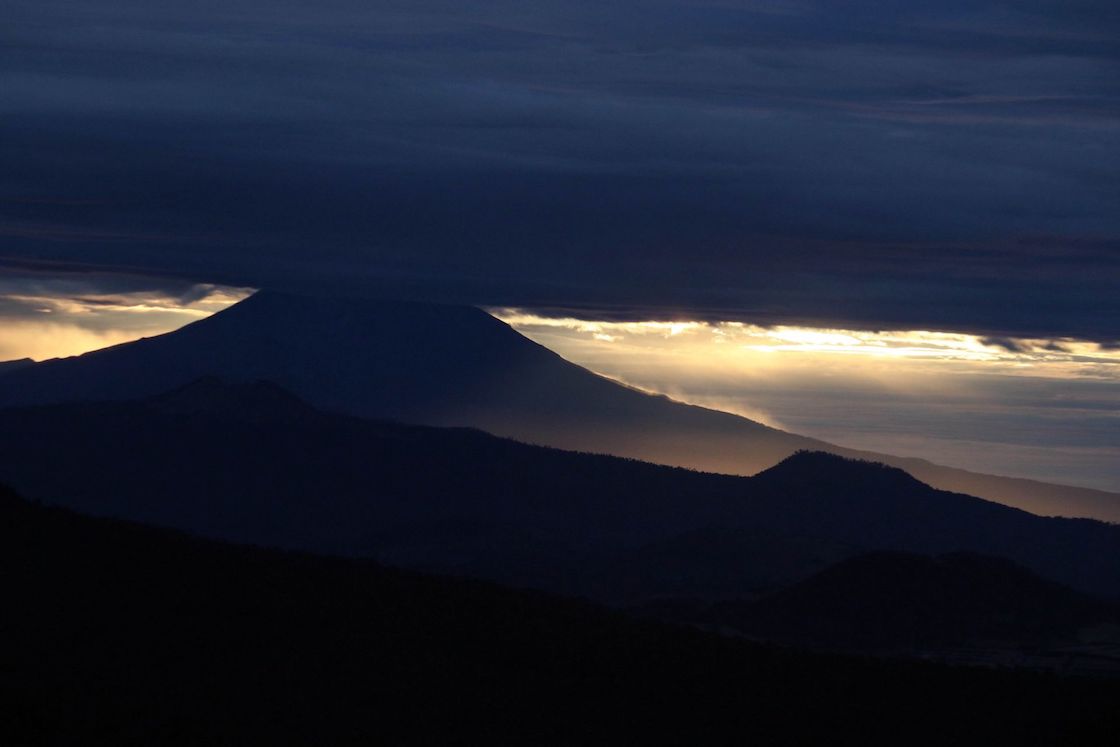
(755, 450, 932, 494)
(1, 378, 1117, 600)
(1, 289, 1116, 521)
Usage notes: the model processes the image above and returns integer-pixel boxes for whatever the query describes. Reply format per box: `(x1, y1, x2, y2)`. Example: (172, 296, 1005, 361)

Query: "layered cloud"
(2, 1, 1118, 340)
(0, 269, 250, 360)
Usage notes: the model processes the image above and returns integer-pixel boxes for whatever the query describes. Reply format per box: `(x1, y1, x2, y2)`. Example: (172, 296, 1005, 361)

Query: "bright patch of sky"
(491, 310, 1120, 493)
(0, 280, 251, 361)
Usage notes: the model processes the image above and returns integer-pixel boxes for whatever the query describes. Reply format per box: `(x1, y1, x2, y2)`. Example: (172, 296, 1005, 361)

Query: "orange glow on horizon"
(489, 309, 1120, 381)
(0, 285, 253, 362)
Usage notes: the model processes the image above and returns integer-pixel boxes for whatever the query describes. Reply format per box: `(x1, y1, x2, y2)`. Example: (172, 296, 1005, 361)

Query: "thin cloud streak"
(492, 310, 1120, 377)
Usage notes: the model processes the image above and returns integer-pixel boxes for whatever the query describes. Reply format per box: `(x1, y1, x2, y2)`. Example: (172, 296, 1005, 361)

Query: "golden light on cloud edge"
(0, 284, 254, 362)
(489, 308, 1120, 492)
(489, 309, 1120, 382)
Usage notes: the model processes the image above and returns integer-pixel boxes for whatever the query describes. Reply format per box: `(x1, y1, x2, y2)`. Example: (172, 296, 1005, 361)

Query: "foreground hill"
(0, 379, 1117, 601)
(0, 290, 1115, 521)
(2, 484, 1118, 746)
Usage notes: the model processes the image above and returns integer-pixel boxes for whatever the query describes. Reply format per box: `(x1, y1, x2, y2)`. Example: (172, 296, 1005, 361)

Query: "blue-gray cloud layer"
(3, 1, 1118, 339)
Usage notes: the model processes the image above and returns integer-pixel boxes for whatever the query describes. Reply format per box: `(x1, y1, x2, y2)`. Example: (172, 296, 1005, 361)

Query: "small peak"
(755, 450, 929, 490)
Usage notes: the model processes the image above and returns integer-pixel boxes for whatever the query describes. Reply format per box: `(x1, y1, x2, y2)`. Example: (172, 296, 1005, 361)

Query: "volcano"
(1, 290, 1117, 521)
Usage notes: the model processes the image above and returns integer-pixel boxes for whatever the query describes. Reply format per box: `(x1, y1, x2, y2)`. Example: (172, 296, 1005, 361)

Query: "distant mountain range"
(1, 290, 1115, 521)
(1, 378, 1117, 602)
(6, 483, 1118, 745)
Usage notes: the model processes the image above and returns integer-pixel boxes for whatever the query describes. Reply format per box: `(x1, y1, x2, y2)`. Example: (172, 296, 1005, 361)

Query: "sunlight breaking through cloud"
(490, 310, 1120, 380)
(0, 282, 253, 361)
(490, 309, 1120, 492)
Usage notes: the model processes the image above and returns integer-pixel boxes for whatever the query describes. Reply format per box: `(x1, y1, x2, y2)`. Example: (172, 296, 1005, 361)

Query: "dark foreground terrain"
(3, 484, 1119, 746)
(641, 551, 1120, 675)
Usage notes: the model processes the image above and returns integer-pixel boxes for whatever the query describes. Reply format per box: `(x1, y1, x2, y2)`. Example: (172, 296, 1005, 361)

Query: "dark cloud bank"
(3, 1, 1118, 340)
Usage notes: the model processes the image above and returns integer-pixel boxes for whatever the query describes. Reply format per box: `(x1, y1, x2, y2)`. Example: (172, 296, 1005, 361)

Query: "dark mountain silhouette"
(0, 290, 1116, 521)
(652, 551, 1119, 654)
(1, 380, 1118, 600)
(0, 357, 33, 376)
(3, 483, 1119, 746)
(0, 379, 828, 601)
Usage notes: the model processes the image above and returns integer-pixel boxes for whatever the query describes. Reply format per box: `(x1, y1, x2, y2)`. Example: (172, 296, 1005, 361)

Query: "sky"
(495, 310, 1120, 492)
(0, 269, 251, 361)
(1, 2, 1118, 488)
(3, 1, 1118, 341)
